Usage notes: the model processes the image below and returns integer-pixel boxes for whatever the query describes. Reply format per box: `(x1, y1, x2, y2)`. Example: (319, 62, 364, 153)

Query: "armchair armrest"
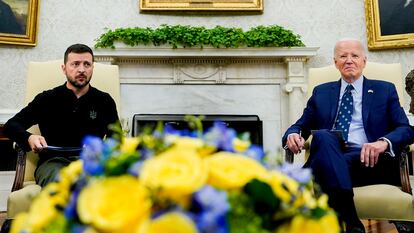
(284, 137, 311, 164)
(400, 147, 412, 194)
(285, 148, 294, 164)
(11, 143, 27, 192)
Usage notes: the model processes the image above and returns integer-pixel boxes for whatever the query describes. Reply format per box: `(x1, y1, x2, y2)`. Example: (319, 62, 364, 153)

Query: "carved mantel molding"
(95, 46, 318, 60)
(95, 45, 318, 85)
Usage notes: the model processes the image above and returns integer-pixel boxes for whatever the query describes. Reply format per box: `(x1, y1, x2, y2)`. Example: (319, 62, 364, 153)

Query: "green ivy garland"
(94, 25, 305, 49)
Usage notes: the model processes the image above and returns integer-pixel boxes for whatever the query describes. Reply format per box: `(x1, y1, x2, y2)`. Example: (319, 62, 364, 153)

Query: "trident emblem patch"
(89, 110, 97, 120)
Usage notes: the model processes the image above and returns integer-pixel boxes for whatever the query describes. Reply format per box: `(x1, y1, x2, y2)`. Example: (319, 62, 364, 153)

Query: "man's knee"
(311, 129, 340, 148)
(308, 129, 345, 167)
(34, 158, 71, 187)
(35, 164, 61, 187)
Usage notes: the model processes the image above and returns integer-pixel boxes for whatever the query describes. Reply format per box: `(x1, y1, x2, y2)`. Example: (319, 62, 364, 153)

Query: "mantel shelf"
(94, 46, 319, 60)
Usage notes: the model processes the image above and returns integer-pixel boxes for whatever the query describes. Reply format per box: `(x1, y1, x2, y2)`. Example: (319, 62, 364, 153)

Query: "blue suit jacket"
(282, 77, 414, 155)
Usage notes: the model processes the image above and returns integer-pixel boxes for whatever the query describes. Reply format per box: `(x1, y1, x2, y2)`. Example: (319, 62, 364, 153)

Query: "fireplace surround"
(95, 45, 318, 157)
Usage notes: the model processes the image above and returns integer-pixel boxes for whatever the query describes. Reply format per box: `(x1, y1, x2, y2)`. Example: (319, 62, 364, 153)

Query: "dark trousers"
(305, 129, 400, 193)
(34, 156, 79, 187)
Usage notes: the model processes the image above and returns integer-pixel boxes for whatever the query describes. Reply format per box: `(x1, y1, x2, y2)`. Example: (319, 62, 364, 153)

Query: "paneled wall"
(1, 0, 414, 110)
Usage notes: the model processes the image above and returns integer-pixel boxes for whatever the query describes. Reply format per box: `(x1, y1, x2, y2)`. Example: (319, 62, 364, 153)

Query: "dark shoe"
(392, 221, 414, 233)
(0, 219, 12, 233)
(346, 220, 365, 233)
(347, 226, 365, 233)
(328, 189, 365, 233)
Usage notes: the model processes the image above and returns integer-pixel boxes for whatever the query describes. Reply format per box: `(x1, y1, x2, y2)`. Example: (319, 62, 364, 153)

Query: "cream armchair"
(2, 60, 120, 229)
(285, 62, 414, 231)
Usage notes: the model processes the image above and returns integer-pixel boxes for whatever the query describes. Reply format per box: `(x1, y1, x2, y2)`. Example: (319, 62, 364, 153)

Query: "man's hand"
(360, 140, 388, 167)
(28, 135, 48, 153)
(286, 133, 305, 154)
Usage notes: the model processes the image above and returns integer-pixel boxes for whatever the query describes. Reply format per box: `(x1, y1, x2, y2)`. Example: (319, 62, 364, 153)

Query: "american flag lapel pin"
(368, 89, 374, 93)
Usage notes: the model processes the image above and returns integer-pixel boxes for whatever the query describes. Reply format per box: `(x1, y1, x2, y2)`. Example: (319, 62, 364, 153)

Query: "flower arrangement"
(11, 118, 339, 233)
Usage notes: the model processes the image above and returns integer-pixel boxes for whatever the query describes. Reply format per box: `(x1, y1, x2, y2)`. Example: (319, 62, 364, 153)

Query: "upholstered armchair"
(2, 60, 120, 230)
(285, 62, 414, 231)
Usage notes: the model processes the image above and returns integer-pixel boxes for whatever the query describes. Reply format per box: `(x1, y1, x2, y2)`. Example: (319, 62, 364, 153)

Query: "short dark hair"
(64, 44, 94, 64)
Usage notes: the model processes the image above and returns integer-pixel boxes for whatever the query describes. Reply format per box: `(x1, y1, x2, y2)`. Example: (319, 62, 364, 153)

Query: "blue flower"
(70, 224, 87, 233)
(278, 163, 312, 184)
(137, 148, 154, 161)
(164, 124, 198, 138)
(81, 136, 105, 176)
(243, 144, 265, 162)
(64, 188, 81, 220)
(128, 161, 144, 177)
(63, 176, 87, 221)
(81, 136, 120, 176)
(101, 138, 118, 160)
(191, 186, 230, 233)
(204, 121, 237, 152)
(164, 124, 181, 136)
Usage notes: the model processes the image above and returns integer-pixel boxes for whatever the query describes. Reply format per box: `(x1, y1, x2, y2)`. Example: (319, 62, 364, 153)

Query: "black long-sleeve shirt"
(4, 83, 119, 162)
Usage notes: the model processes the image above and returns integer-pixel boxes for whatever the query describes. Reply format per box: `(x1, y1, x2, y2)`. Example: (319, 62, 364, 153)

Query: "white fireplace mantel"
(95, 46, 318, 156)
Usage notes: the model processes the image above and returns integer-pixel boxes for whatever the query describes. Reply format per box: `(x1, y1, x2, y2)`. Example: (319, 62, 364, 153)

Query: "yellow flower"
(267, 170, 299, 203)
(142, 135, 156, 148)
(292, 189, 317, 209)
(10, 213, 28, 233)
(77, 175, 151, 233)
(25, 185, 61, 231)
(317, 194, 329, 209)
(83, 228, 100, 233)
(206, 152, 268, 190)
(232, 138, 251, 153)
(145, 212, 199, 233)
(175, 137, 204, 149)
(121, 137, 140, 153)
(58, 160, 83, 189)
(140, 147, 208, 198)
(276, 214, 340, 233)
(197, 144, 217, 157)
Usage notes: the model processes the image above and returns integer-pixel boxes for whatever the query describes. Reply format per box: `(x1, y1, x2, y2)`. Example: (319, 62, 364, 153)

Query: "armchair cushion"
(7, 184, 41, 218)
(354, 184, 414, 221)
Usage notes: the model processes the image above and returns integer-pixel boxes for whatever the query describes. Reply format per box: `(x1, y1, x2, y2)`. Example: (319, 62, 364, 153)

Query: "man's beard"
(67, 75, 91, 89)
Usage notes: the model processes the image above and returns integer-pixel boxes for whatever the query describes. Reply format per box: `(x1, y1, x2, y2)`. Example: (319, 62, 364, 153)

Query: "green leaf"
(227, 191, 272, 233)
(244, 179, 280, 214)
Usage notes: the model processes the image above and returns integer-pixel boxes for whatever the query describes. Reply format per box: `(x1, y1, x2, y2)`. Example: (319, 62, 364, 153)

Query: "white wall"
(0, 171, 14, 211)
(1, 0, 414, 110)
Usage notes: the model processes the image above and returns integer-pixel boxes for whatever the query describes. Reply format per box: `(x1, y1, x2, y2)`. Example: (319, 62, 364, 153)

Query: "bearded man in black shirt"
(4, 44, 119, 187)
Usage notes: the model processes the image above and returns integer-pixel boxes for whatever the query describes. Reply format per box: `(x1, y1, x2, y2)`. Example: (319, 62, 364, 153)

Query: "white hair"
(333, 38, 367, 57)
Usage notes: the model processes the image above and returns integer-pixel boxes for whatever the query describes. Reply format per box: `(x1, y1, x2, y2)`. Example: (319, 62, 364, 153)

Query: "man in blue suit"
(283, 38, 414, 233)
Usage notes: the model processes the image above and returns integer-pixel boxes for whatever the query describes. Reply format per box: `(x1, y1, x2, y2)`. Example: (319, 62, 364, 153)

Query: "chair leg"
(0, 219, 12, 233)
(392, 221, 414, 233)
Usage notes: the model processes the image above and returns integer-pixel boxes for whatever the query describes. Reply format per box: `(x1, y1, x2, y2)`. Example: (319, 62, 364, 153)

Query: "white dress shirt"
(338, 77, 368, 147)
(338, 76, 394, 156)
